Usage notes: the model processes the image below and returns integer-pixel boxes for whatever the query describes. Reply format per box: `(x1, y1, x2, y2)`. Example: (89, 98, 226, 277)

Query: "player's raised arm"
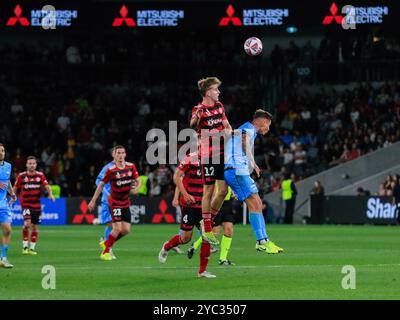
(88, 181, 105, 211)
(173, 168, 195, 205)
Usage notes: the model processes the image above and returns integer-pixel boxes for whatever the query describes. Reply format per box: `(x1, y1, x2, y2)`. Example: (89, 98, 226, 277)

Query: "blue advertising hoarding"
(10, 198, 67, 225)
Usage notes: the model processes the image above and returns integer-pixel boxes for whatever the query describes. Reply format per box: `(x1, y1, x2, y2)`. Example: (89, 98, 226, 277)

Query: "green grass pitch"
(1, 224, 399, 299)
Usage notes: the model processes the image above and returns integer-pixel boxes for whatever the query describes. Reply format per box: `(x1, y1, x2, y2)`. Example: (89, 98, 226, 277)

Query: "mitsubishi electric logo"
(6, 4, 78, 28)
(6, 4, 30, 26)
(219, 4, 289, 27)
(322, 2, 389, 27)
(322, 2, 343, 24)
(219, 5, 242, 26)
(112, 5, 136, 26)
(113, 5, 184, 27)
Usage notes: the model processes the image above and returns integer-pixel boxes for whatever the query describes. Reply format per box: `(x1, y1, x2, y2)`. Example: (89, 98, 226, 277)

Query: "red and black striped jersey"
(102, 162, 139, 209)
(178, 153, 203, 209)
(14, 171, 48, 210)
(191, 102, 227, 159)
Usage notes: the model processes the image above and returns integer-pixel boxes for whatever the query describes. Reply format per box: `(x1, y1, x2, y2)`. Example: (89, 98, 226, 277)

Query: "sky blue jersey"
(96, 161, 114, 203)
(0, 161, 12, 209)
(225, 122, 257, 175)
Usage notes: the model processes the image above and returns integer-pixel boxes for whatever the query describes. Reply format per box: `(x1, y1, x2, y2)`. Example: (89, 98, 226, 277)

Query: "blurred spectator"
(310, 180, 325, 195)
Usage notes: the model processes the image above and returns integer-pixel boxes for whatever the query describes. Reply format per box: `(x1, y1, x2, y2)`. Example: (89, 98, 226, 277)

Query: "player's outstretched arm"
(173, 169, 195, 204)
(88, 181, 105, 211)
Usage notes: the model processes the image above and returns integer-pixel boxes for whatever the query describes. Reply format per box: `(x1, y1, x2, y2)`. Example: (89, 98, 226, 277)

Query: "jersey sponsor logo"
(116, 179, 132, 186)
(207, 118, 222, 126)
(24, 184, 40, 190)
(366, 197, 399, 219)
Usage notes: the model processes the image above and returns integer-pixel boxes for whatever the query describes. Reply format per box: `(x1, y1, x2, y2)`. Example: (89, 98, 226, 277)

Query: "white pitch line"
(11, 263, 400, 271)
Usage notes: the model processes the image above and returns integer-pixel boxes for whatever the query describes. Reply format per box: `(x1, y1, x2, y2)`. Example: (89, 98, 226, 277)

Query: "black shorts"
(213, 202, 235, 226)
(201, 153, 225, 185)
(180, 206, 202, 231)
(110, 207, 131, 223)
(22, 208, 41, 225)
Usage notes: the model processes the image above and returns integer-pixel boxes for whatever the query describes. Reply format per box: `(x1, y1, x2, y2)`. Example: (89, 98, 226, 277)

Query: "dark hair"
(0, 143, 4, 148)
(253, 109, 273, 120)
(112, 145, 125, 152)
(26, 156, 37, 162)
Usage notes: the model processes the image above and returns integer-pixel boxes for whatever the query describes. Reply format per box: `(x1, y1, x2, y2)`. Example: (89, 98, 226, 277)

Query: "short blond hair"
(197, 77, 221, 97)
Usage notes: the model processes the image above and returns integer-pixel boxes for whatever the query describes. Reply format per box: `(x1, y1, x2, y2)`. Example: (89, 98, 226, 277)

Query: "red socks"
(202, 207, 219, 232)
(202, 212, 212, 232)
(104, 234, 117, 253)
(30, 229, 38, 244)
(199, 241, 211, 274)
(22, 226, 29, 241)
(164, 234, 182, 251)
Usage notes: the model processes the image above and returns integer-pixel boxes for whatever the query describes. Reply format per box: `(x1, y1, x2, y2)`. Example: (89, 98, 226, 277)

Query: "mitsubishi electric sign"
(137, 10, 184, 27)
(322, 2, 390, 27)
(5, 4, 78, 28)
(344, 6, 388, 24)
(219, 5, 290, 27)
(112, 5, 185, 27)
(242, 8, 289, 26)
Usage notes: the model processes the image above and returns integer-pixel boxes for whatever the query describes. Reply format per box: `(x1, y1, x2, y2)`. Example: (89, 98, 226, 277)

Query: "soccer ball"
(244, 37, 263, 56)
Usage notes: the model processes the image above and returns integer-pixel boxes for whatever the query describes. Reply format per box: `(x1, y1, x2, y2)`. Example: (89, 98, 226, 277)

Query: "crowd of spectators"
(374, 174, 400, 197)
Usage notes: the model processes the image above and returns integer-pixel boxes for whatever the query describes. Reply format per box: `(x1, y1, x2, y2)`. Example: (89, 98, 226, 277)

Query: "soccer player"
(14, 156, 55, 255)
(224, 110, 283, 254)
(188, 186, 236, 265)
(88, 146, 140, 261)
(158, 152, 216, 278)
(96, 147, 117, 259)
(0, 143, 17, 268)
(190, 77, 232, 246)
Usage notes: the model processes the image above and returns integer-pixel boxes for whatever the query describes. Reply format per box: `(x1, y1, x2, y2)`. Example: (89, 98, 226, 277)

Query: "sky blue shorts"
(0, 207, 12, 224)
(224, 168, 259, 202)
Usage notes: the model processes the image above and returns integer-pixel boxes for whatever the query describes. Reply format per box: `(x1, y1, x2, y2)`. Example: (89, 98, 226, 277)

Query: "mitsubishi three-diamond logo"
(322, 2, 344, 25)
(6, 4, 30, 26)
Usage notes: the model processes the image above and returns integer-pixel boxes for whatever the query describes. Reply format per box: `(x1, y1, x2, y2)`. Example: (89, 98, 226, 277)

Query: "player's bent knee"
(225, 229, 233, 237)
(3, 229, 11, 237)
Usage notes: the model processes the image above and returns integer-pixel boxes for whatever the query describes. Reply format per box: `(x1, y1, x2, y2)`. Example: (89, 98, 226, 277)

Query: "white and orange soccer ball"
(244, 37, 263, 56)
